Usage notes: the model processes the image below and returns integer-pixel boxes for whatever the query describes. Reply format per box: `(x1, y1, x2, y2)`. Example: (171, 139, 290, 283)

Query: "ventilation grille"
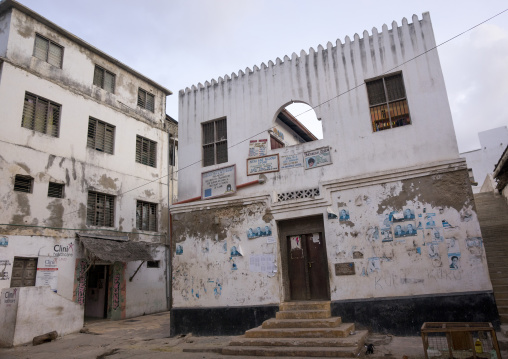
(277, 188, 320, 202)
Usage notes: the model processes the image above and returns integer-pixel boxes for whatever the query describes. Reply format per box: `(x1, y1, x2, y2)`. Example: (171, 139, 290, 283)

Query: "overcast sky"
(15, 0, 508, 153)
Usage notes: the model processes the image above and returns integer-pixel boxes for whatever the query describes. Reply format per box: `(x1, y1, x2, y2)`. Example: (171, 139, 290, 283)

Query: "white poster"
(303, 146, 332, 169)
(247, 154, 279, 176)
(35, 256, 58, 292)
(248, 139, 268, 158)
(249, 254, 275, 273)
(280, 154, 303, 170)
(202, 165, 236, 199)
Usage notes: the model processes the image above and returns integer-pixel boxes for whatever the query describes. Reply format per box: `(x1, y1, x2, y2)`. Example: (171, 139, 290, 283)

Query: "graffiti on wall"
(73, 259, 88, 305)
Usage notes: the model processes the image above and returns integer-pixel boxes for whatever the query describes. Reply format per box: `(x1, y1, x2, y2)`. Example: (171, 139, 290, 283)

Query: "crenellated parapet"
(179, 13, 434, 96)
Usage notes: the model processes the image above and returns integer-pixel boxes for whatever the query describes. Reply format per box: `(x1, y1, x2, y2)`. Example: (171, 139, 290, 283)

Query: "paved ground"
(1, 312, 507, 359)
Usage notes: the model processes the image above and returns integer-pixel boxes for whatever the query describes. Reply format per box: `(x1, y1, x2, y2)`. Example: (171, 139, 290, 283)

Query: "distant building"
(0, 0, 174, 347)
(171, 13, 497, 337)
(460, 127, 508, 193)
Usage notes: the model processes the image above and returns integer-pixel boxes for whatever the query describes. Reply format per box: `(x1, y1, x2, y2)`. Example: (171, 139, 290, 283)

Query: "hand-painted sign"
(201, 165, 236, 199)
(304, 146, 332, 169)
(280, 154, 303, 169)
(335, 262, 355, 276)
(248, 139, 267, 158)
(36, 256, 58, 292)
(247, 154, 279, 176)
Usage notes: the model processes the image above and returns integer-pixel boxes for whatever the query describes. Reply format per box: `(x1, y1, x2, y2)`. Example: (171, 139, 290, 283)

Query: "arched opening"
(270, 102, 322, 149)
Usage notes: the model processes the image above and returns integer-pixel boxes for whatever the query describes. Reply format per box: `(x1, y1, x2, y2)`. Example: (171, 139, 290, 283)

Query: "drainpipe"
(165, 132, 172, 311)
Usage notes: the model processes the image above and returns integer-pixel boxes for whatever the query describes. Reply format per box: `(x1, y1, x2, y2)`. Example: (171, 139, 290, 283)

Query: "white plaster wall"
(0, 288, 18, 347)
(461, 127, 508, 193)
(0, 9, 11, 57)
(178, 13, 459, 201)
(125, 245, 167, 317)
(6, 8, 166, 120)
(13, 286, 83, 346)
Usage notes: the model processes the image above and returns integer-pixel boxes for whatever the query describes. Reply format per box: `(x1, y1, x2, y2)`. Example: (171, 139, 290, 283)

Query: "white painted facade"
(0, 1, 174, 345)
(460, 126, 508, 193)
(172, 13, 493, 332)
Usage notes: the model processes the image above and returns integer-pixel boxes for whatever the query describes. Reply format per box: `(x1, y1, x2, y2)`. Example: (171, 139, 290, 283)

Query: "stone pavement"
(0, 311, 507, 359)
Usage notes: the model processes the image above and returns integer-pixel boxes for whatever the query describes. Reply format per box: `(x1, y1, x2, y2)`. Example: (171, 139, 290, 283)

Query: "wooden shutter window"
(135, 135, 157, 167)
(87, 118, 115, 154)
(33, 34, 63, 68)
(136, 201, 157, 231)
(33, 35, 48, 61)
(87, 192, 114, 227)
(21, 92, 61, 137)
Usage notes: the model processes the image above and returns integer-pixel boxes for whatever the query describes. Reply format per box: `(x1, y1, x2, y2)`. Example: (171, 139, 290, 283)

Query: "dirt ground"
(0, 312, 506, 359)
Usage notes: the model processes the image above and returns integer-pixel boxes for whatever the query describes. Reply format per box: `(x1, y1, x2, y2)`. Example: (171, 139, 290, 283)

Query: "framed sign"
(248, 139, 268, 158)
(280, 153, 303, 169)
(247, 154, 279, 176)
(201, 165, 236, 200)
(303, 146, 332, 169)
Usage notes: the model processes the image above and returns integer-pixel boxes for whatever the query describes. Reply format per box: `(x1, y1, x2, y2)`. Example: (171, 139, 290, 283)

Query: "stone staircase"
(222, 301, 368, 357)
(475, 192, 508, 324)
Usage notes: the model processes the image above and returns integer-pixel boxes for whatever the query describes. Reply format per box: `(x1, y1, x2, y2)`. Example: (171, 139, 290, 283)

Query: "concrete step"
(263, 317, 342, 329)
(222, 345, 361, 357)
(229, 330, 368, 348)
(276, 309, 331, 320)
(245, 323, 355, 339)
(280, 301, 330, 312)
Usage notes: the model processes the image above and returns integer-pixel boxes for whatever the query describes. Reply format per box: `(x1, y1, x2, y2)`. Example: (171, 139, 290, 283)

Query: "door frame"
(277, 214, 330, 302)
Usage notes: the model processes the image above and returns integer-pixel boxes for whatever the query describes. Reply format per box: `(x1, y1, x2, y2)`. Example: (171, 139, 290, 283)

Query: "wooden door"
(287, 232, 329, 300)
(10, 257, 37, 287)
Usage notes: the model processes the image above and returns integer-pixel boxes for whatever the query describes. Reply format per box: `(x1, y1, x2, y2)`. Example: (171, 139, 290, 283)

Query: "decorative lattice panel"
(277, 188, 320, 202)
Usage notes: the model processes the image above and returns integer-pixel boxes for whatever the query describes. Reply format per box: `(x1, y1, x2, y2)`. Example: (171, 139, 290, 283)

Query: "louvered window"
(202, 118, 228, 167)
(137, 88, 155, 112)
(48, 182, 64, 198)
(136, 135, 157, 167)
(21, 92, 61, 137)
(87, 192, 114, 227)
(14, 175, 33, 193)
(366, 73, 411, 132)
(93, 65, 115, 93)
(87, 117, 115, 154)
(136, 201, 157, 232)
(33, 34, 63, 68)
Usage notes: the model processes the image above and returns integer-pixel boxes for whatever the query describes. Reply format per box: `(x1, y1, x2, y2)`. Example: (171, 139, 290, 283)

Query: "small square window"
(136, 201, 157, 232)
(14, 175, 33, 193)
(366, 73, 411, 132)
(48, 182, 64, 198)
(147, 261, 160, 268)
(33, 34, 63, 68)
(93, 65, 115, 93)
(135, 135, 157, 167)
(137, 88, 155, 112)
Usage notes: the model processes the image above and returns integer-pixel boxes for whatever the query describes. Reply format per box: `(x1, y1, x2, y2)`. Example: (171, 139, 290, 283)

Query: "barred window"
(14, 175, 33, 193)
(136, 135, 157, 167)
(93, 65, 115, 93)
(33, 34, 63, 68)
(87, 117, 115, 154)
(366, 73, 411, 132)
(21, 93, 61, 137)
(48, 182, 64, 198)
(87, 191, 115, 227)
(137, 88, 154, 112)
(202, 118, 228, 167)
(136, 201, 157, 232)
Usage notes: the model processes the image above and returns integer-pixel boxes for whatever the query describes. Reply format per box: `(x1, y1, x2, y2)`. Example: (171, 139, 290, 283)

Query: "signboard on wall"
(303, 146, 332, 169)
(247, 154, 279, 176)
(280, 153, 303, 170)
(35, 256, 58, 292)
(201, 165, 236, 200)
(248, 139, 268, 158)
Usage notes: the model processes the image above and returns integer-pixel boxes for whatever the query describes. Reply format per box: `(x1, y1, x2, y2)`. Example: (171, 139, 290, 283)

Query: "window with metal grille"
(136, 201, 157, 232)
(202, 118, 228, 167)
(136, 135, 157, 167)
(147, 260, 160, 268)
(33, 34, 63, 68)
(93, 65, 115, 93)
(87, 191, 115, 227)
(137, 88, 155, 112)
(48, 182, 64, 198)
(21, 92, 61, 137)
(87, 117, 115, 154)
(366, 73, 411, 132)
(14, 175, 33, 193)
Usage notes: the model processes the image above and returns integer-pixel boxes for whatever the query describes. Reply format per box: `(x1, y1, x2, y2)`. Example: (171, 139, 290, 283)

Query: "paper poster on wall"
(249, 254, 275, 273)
(303, 146, 332, 169)
(0, 236, 8, 246)
(247, 154, 279, 176)
(201, 165, 236, 200)
(280, 153, 303, 170)
(248, 139, 268, 158)
(35, 256, 58, 292)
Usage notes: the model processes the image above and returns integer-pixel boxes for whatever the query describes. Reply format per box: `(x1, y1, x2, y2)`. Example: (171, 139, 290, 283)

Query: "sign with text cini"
(201, 165, 236, 200)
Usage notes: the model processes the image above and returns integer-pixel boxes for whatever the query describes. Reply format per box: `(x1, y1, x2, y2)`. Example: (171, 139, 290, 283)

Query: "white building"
(460, 127, 508, 193)
(0, 0, 174, 346)
(171, 13, 498, 336)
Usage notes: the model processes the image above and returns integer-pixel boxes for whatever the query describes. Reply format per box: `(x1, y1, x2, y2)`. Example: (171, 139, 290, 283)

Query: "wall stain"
(46, 200, 64, 228)
(98, 174, 117, 190)
(15, 161, 30, 174)
(11, 193, 31, 224)
(46, 155, 56, 170)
